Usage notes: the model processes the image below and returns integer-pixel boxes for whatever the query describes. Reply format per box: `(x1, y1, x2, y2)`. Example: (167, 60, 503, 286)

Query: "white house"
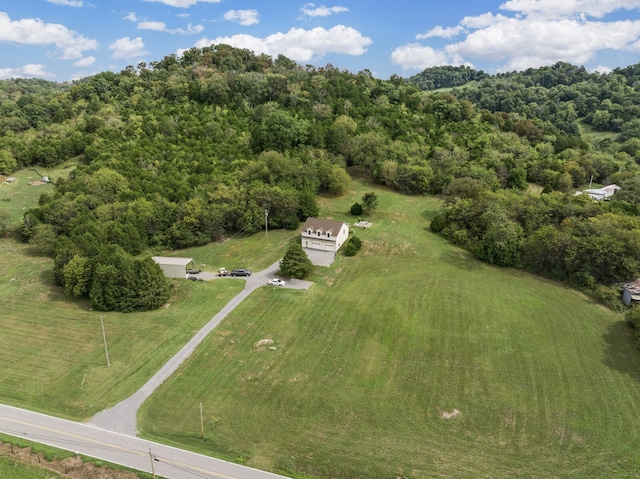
(152, 256, 194, 278)
(301, 217, 349, 266)
(576, 184, 621, 201)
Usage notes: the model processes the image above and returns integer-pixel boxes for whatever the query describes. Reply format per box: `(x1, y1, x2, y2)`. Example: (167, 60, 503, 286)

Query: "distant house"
(152, 256, 194, 278)
(301, 217, 349, 266)
(622, 279, 640, 305)
(575, 184, 620, 201)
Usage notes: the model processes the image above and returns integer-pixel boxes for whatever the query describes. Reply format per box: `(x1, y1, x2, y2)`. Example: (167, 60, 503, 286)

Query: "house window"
(307, 229, 312, 234)
(317, 231, 320, 236)
(326, 232, 330, 237)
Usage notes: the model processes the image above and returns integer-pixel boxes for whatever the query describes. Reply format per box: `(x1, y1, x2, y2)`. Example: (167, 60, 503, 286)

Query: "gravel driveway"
(90, 259, 312, 435)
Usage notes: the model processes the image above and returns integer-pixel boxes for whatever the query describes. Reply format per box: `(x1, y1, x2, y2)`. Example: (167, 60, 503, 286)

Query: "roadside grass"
(0, 237, 246, 419)
(0, 162, 76, 228)
(0, 455, 65, 479)
(0, 434, 154, 478)
(139, 180, 640, 478)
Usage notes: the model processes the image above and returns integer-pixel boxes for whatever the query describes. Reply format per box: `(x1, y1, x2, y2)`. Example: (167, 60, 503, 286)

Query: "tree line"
(2, 46, 640, 313)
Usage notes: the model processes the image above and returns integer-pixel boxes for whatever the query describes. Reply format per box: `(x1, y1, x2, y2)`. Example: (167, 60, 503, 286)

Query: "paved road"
(0, 404, 288, 479)
(91, 260, 313, 435)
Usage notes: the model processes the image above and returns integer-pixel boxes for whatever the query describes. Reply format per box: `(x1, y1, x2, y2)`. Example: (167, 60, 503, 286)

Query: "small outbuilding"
(623, 279, 640, 305)
(575, 184, 621, 201)
(152, 256, 194, 278)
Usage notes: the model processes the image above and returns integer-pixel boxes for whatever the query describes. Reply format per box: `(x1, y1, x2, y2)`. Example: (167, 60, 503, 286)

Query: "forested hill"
(2, 46, 640, 313)
(408, 62, 640, 142)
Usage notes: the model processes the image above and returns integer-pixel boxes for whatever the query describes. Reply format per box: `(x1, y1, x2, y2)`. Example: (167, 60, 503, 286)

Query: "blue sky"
(2, 0, 640, 81)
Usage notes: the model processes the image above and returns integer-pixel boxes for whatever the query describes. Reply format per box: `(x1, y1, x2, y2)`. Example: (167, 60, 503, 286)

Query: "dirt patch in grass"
(0, 441, 142, 478)
(27, 181, 47, 186)
(440, 409, 461, 419)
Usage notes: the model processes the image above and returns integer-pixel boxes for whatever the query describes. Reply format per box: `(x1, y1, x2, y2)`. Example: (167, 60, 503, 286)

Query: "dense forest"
(2, 46, 640, 316)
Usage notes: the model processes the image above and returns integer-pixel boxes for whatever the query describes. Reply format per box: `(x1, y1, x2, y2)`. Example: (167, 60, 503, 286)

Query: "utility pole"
(148, 449, 156, 479)
(100, 317, 110, 367)
(200, 402, 204, 440)
(265, 208, 269, 237)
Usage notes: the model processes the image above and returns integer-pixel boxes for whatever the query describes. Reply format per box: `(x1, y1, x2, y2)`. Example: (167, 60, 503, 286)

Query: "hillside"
(2, 49, 640, 311)
(2, 47, 640, 478)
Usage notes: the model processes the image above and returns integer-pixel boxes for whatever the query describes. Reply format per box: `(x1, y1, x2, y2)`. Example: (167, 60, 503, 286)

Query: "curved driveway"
(91, 260, 313, 435)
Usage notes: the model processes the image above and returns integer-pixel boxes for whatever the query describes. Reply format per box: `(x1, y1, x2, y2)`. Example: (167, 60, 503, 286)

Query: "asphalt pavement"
(0, 404, 288, 479)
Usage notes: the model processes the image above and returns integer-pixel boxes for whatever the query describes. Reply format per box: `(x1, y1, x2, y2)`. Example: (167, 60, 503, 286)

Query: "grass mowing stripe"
(136, 181, 640, 478)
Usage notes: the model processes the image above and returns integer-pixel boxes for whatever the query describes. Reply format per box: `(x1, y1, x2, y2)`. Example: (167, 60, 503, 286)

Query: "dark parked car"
(230, 269, 251, 276)
(187, 275, 203, 281)
(186, 268, 201, 274)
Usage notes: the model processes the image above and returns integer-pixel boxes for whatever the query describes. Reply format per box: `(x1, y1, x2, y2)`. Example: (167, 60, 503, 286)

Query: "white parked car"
(268, 278, 286, 286)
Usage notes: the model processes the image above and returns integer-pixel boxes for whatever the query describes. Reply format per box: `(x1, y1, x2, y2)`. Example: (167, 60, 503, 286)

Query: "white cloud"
(417, 25, 465, 39)
(45, 0, 83, 6)
(192, 25, 372, 63)
(300, 3, 349, 18)
(73, 56, 96, 67)
(224, 9, 259, 26)
(138, 21, 166, 31)
(0, 64, 54, 80)
(124, 12, 137, 22)
(392, 2, 640, 72)
(108, 37, 148, 59)
(177, 13, 190, 18)
(500, 0, 640, 20)
(592, 64, 613, 73)
(143, 0, 220, 7)
(447, 17, 640, 67)
(0, 12, 97, 60)
(391, 44, 465, 69)
(138, 21, 204, 34)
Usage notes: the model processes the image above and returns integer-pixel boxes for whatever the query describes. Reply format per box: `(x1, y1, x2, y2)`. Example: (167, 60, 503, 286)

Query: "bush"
(344, 235, 362, 257)
(350, 202, 363, 215)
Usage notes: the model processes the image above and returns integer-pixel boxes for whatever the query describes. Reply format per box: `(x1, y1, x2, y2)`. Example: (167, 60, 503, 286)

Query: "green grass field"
(137, 181, 640, 478)
(3, 171, 640, 478)
(0, 166, 296, 419)
(0, 162, 77, 228)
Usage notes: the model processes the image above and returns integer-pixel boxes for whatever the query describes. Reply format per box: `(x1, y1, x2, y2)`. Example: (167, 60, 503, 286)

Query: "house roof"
(624, 278, 640, 294)
(301, 217, 347, 235)
(152, 256, 194, 266)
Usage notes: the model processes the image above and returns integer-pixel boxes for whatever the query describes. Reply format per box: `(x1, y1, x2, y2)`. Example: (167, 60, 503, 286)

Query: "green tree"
(0, 209, 9, 236)
(63, 255, 93, 297)
(326, 166, 351, 195)
(0, 150, 17, 174)
(280, 241, 313, 279)
(361, 192, 379, 215)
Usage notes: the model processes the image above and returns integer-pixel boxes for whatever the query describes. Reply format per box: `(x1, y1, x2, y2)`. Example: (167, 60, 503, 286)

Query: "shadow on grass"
(602, 320, 640, 383)
(421, 207, 441, 222)
(440, 249, 483, 272)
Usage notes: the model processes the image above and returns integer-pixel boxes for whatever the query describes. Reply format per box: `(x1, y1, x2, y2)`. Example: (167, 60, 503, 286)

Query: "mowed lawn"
(139, 183, 640, 478)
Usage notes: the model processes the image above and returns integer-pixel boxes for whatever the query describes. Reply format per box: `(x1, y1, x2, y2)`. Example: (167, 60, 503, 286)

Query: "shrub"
(350, 202, 363, 215)
(344, 235, 362, 256)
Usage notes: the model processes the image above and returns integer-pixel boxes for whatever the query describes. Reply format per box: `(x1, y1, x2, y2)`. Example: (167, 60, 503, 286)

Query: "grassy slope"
(0, 167, 293, 419)
(137, 181, 640, 478)
(0, 456, 65, 479)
